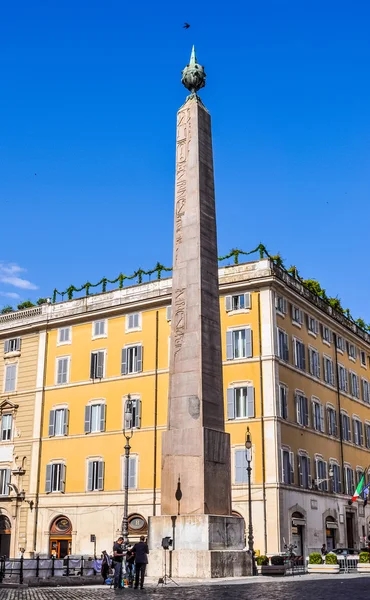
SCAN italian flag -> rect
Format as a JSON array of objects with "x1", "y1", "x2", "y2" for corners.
[{"x1": 352, "y1": 473, "x2": 365, "y2": 503}]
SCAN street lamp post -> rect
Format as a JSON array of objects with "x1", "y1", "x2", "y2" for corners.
[
  {"x1": 122, "y1": 395, "x2": 134, "y2": 550},
  {"x1": 245, "y1": 427, "x2": 256, "y2": 575}
]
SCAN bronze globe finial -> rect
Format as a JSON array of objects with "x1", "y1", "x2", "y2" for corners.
[{"x1": 181, "y1": 45, "x2": 206, "y2": 96}]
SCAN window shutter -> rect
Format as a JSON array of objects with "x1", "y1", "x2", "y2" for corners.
[
  {"x1": 48, "y1": 410, "x2": 55, "y2": 437},
  {"x1": 227, "y1": 388, "x2": 235, "y2": 420},
  {"x1": 98, "y1": 461, "x2": 104, "y2": 491},
  {"x1": 348, "y1": 417, "x2": 351, "y2": 442},
  {"x1": 352, "y1": 419, "x2": 357, "y2": 444},
  {"x1": 245, "y1": 328, "x2": 252, "y2": 358},
  {"x1": 284, "y1": 334, "x2": 289, "y2": 361},
  {"x1": 90, "y1": 353, "x2": 96, "y2": 378},
  {"x1": 324, "y1": 461, "x2": 328, "y2": 491},
  {"x1": 129, "y1": 456, "x2": 137, "y2": 488},
  {"x1": 304, "y1": 396, "x2": 309, "y2": 426},
  {"x1": 15, "y1": 338, "x2": 21, "y2": 351},
  {"x1": 60, "y1": 464, "x2": 66, "y2": 493},
  {"x1": 298, "y1": 455, "x2": 302, "y2": 487},
  {"x1": 281, "y1": 449, "x2": 285, "y2": 483},
  {"x1": 301, "y1": 344, "x2": 306, "y2": 370},
  {"x1": 96, "y1": 352, "x2": 104, "y2": 378},
  {"x1": 235, "y1": 450, "x2": 244, "y2": 484},
  {"x1": 299, "y1": 310, "x2": 304, "y2": 324},
  {"x1": 226, "y1": 331, "x2": 234, "y2": 360},
  {"x1": 4, "y1": 340, "x2": 9, "y2": 353},
  {"x1": 63, "y1": 409, "x2": 69, "y2": 436},
  {"x1": 307, "y1": 458, "x2": 312, "y2": 488},
  {"x1": 244, "y1": 293, "x2": 251, "y2": 309},
  {"x1": 121, "y1": 348, "x2": 128, "y2": 375},
  {"x1": 84, "y1": 405, "x2": 92, "y2": 433},
  {"x1": 135, "y1": 400, "x2": 141, "y2": 429},
  {"x1": 283, "y1": 298, "x2": 288, "y2": 314},
  {"x1": 166, "y1": 306, "x2": 172, "y2": 321},
  {"x1": 330, "y1": 362, "x2": 335, "y2": 386},
  {"x1": 289, "y1": 451, "x2": 294, "y2": 484},
  {"x1": 225, "y1": 296, "x2": 232, "y2": 312},
  {"x1": 327, "y1": 408, "x2": 331, "y2": 434},
  {"x1": 45, "y1": 464, "x2": 52, "y2": 493},
  {"x1": 295, "y1": 395, "x2": 301, "y2": 424},
  {"x1": 124, "y1": 399, "x2": 133, "y2": 430},
  {"x1": 320, "y1": 404, "x2": 324, "y2": 432},
  {"x1": 136, "y1": 345, "x2": 143, "y2": 372},
  {"x1": 247, "y1": 386, "x2": 255, "y2": 418},
  {"x1": 311, "y1": 402, "x2": 316, "y2": 429},
  {"x1": 3, "y1": 470, "x2": 10, "y2": 496},
  {"x1": 87, "y1": 461, "x2": 93, "y2": 492},
  {"x1": 99, "y1": 404, "x2": 106, "y2": 432}
]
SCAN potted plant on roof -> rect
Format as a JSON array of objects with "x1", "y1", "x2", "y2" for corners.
[
  {"x1": 307, "y1": 552, "x2": 339, "y2": 574},
  {"x1": 357, "y1": 551, "x2": 370, "y2": 573}
]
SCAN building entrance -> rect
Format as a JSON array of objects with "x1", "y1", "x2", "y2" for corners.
[
  {"x1": 0, "y1": 516, "x2": 11, "y2": 558},
  {"x1": 346, "y1": 512, "x2": 354, "y2": 549},
  {"x1": 49, "y1": 516, "x2": 72, "y2": 558}
]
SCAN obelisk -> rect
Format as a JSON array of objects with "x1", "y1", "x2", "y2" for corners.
[
  {"x1": 161, "y1": 46, "x2": 231, "y2": 516},
  {"x1": 149, "y1": 48, "x2": 250, "y2": 578}
]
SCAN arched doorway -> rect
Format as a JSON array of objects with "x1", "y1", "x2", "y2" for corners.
[
  {"x1": 0, "y1": 515, "x2": 11, "y2": 557},
  {"x1": 49, "y1": 516, "x2": 72, "y2": 558},
  {"x1": 291, "y1": 511, "x2": 305, "y2": 557},
  {"x1": 325, "y1": 517, "x2": 337, "y2": 551}
]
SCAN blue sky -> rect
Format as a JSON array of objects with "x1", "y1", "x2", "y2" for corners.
[{"x1": 1, "y1": 1, "x2": 369, "y2": 319}]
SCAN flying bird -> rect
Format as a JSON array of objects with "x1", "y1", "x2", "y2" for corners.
[{"x1": 183, "y1": 22, "x2": 190, "y2": 29}]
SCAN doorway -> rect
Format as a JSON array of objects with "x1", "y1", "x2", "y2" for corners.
[
  {"x1": 346, "y1": 513, "x2": 354, "y2": 548},
  {"x1": 291, "y1": 511, "x2": 305, "y2": 557},
  {"x1": 50, "y1": 538, "x2": 71, "y2": 558},
  {"x1": 0, "y1": 516, "x2": 11, "y2": 558},
  {"x1": 49, "y1": 516, "x2": 72, "y2": 558}
]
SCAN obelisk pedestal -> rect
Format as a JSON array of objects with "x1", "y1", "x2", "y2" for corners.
[{"x1": 148, "y1": 48, "x2": 251, "y2": 578}]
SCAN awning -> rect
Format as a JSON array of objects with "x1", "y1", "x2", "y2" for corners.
[
  {"x1": 292, "y1": 518, "x2": 306, "y2": 526},
  {"x1": 326, "y1": 522, "x2": 338, "y2": 529}
]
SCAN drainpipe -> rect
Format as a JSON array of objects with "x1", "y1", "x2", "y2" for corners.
[
  {"x1": 257, "y1": 292, "x2": 268, "y2": 555},
  {"x1": 152, "y1": 311, "x2": 159, "y2": 515},
  {"x1": 333, "y1": 333, "x2": 345, "y2": 493}
]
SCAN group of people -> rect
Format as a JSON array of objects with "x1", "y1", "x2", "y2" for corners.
[{"x1": 101, "y1": 535, "x2": 149, "y2": 590}]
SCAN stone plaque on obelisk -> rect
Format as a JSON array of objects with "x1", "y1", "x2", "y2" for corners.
[{"x1": 149, "y1": 47, "x2": 250, "y2": 578}]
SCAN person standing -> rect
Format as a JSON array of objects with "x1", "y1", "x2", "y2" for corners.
[
  {"x1": 133, "y1": 536, "x2": 149, "y2": 589},
  {"x1": 101, "y1": 550, "x2": 111, "y2": 582},
  {"x1": 113, "y1": 536, "x2": 125, "y2": 589},
  {"x1": 321, "y1": 544, "x2": 327, "y2": 556}
]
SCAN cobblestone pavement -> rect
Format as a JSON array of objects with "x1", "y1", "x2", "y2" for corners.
[{"x1": 0, "y1": 576, "x2": 370, "y2": 600}]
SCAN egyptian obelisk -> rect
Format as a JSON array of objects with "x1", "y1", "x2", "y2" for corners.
[{"x1": 149, "y1": 47, "x2": 250, "y2": 578}]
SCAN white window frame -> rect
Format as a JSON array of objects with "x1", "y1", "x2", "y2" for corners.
[
  {"x1": 225, "y1": 293, "x2": 251, "y2": 313},
  {"x1": 326, "y1": 405, "x2": 337, "y2": 437},
  {"x1": 1, "y1": 414, "x2": 13, "y2": 442},
  {"x1": 344, "y1": 464, "x2": 354, "y2": 496},
  {"x1": 4, "y1": 363, "x2": 18, "y2": 393},
  {"x1": 365, "y1": 422, "x2": 370, "y2": 449},
  {"x1": 293, "y1": 337, "x2": 305, "y2": 371},
  {"x1": 352, "y1": 416, "x2": 363, "y2": 446},
  {"x1": 291, "y1": 305, "x2": 303, "y2": 326},
  {"x1": 4, "y1": 338, "x2": 21, "y2": 354},
  {"x1": 277, "y1": 328, "x2": 289, "y2": 362},
  {"x1": 55, "y1": 356, "x2": 70, "y2": 386},
  {"x1": 307, "y1": 315, "x2": 319, "y2": 336},
  {"x1": 275, "y1": 295, "x2": 287, "y2": 316},
  {"x1": 279, "y1": 384, "x2": 288, "y2": 420},
  {"x1": 48, "y1": 407, "x2": 69, "y2": 437},
  {"x1": 226, "y1": 327, "x2": 253, "y2": 361},
  {"x1": 295, "y1": 391, "x2": 309, "y2": 427},
  {"x1": 341, "y1": 411, "x2": 351, "y2": 442},
  {"x1": 349, "y1": 371, "x2": 360, "y2": 399},
  {"x1": 281, "y1": 446, "x2": 294, "y2": 485},
  {"x1": 123, "y1": 395, "x2": 142, "y2": 430},
  {"x1": 360, "y1": 351, "x2": 367, "y2": 368},
  {"x1": 90, "y1": 349, "x2": 106, "y2": 379},
  {"x1": 92, "y1": 319, "x2": 107, "y2": 339},
  {"x1": 348, "y1": 342, "x2": 357, "y2": 361},
  {"x1": 122, "y1": 344, "x2": 143, "y2": 375},
  {"x1": 315, "y1": 455, "x2": 328, "y2": 491},
  {"x1": 57, "y1": 327, "x2": 72, "y2": 346},
  {"x1": 85, "y1": 401, "x2": 106, "y2": 434},
  {"x1": 126, "y1": 312, "x2": 142, "y2": 332},
  {"x1": 323, "y1": 355, "x2": 334, "y2": 386},
  {"x1": 362, "y1": 378, "x2": 370, "y2": 404},
  {"x1": 46, "y1": 462, "x2": 66, "y2": 493},
  {"x1": 227, "y1": 385, "x2": 255, "y2": 420},
  {"x1": 312, "y1": 398, "x2": 324, "y2": 433},
  {"x1": 298, "y1": 451, "x2": 311, "y2": 489},
  {"x1": 308, "y1": 346, "x2": 320, "y2": 378},
  {"x1": 234, "y1": 447, "x2": 250, "y2": 484},
  {"x1": 330, "y1": 461, "x2": 341, "y2": 493},
  {"x1": 0, "y1": 468, "x2": 11, "y2": 496},
  {"x1": 322, "y1": 325, "x2": 331, "y2": 345},
  {"x1": 338, "y1": 364, "x2": 348, "y2": 392},
  {"x1": 336, "y1": 335, "x2": 344, "y2": 353},
  {"x1": 86, "y1": 458, "x2": 104, "y2": 492}
]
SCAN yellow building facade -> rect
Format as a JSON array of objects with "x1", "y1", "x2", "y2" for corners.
[{"x1": 1, "y1": 258, "x2": 370, "y2": 558}]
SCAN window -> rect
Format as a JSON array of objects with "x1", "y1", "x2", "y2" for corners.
[
  {"x1": 293, "y1": 339, "x2": 306, "y2": 371},
  {"x1": 45, "y1": 463, "x2": 66, "y2": 493},
  {"x1": 279, "y1": 385, "x2": 288, "y2": 420},
  {"x1": 327, "y1": 407, "x2": 337, "y2": 437},
  {"x1": 1, "y1": 415, "x2": 12, "y2": 441},
  {"x1": 84, "y1": 403, "x2": 106, "y2": 433},
  {"x1": 124, "y1": 397, "x2": 142, "y2": 429},
  {"x1": 331, "y1": 463, "x2": 341, "y2": 493},
  {"x1": 321, "y1": 325, "x2": 331, "y2": 344},
  {"x1": 121, "y1": 345, "x2": 143, "y2": 375},
  {"x1": 0, "y1": 469, "x2": 11, "y2": 496},
  {"x1": 234, "y1": 449, "x2": 249, "y2": 484},
  {"x1": 308, "y1": 347, "x2": 320, "y2": 378},
  {"x1": 296, "y1": 393, "x2": 309, "y2": 427},
  {"x1": 344, "y1": 466, "x2": 354, "y2": 496},
  {"x1": 291, "y1": 305, "x2": 303, "y2": 325},
  {"x1": 356, "y1": 469, "x2": 364, "y2": 487},
  {"x1": 307, "y1": 315, "x2": 319, "y2": 335},
  {"x1": 56, "y1": 357, "x2": 69, "y2": 385},
  {"x1": 336, "y1": 335, "x2": 344, "y2": 352},
  {"x1": 360, "y1": 351, "x2": 367, "y2": 367},
  {"x1": 323, "y1": 356, "x2": 334, "y2": 386},
  {"x1": 225, "y1": 293, "x2": 251, "y2": 312},
  {"x1": 227, "y1": 386, "x2": 254, "y2": 419},
  {"x1": 126, "y1": 313, "x2": 141, "y2": 330},
  {"x1": 315, "y1": 457, "x2": 328, "y2": 491},
  {"x1": 353, "y1": 418, "x2": 363, "y2": 446},
  {"x1": 349, "y1": 372, "x2": 360, "y2": 398},
  {"x1": 341, "y1": 413, "x2": 351, "y2": 442},
  {"x1": 338, "y1": 365, "x2": 348, "y2": 392},
  {"x1": 166, "y1": 306, "x2": 172, "y2": 321},
  {"x1": 365, "y1": 423, "x2": 370, "y2": 449},
  {"x1": 4, "y1": 338, "x2": 20, "y2": 353},
  {"x1": 48, "y1": 408, "x2": 68, "y2": 437},
  {"x1": 347, "y1": 342, "x2": 357, "y2": 360},
  {"x1": 123, "y1": 455, "x2": 138, "y2": 489},
  {"x1": 87, "y1": 460, "x2": 104, "y2": 492},
  {"x1": 90, "y1": 351, "x2": 105, "y2": 379},
  {"x1": 312, "y1": 399, "x2": 324, "y2": 432},
  {"x1": 281, "y1": 449, "x2": 294, "y2": 484},
  {"x1": 92, "y1": 320, "x2": 106, "y2": 338},
  {"x1": 362, "y1": 379, "x2": 370, "y2": 404},
  {"x1": 226, "y1": 329, "x2": 252, "y2": 360},
  {"x1": 275, "y1": 295, "x2": 287, "y2": 315},
  {"x1": 298, "y1": 454, "x2": 311, "y2": 489},
  {"x1": 58, "y1": 327, "x2": 71, "y2": 344},
  {"x1": 4, "y1": 364, "x2": 17, "y2": 392},
  {"x1": 277, "y1": 329, "x2": 289, "y2": 361}
]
